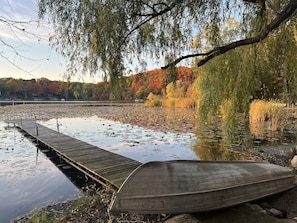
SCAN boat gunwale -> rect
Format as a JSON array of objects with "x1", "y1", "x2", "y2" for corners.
[{"x1": 116, "y1": 174, "x2": 295, "y2": 199}]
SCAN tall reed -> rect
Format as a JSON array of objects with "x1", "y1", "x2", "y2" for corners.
[{"x1": 249, "y1": 100, "x2": 290, "y2": 133}]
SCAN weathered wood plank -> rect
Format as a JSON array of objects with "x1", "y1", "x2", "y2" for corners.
[{"x1": 7, "y1": 119, "x2": 141, "y2": 190}]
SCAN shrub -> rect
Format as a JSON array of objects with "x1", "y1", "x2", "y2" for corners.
[
  {"x1": 162, "y1": 98, "x2": 196, "y2": 108},
  {"x1": 145, "y1": 92, "x2": 162, "y2": 107}
]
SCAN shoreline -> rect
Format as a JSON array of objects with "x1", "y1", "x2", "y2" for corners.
[
  {"x1": 0, "y1": 103, "x2": 196, "y2": 134},
  {"x1": 1, "y1": 104, "x2": 296, "y2": 223}
]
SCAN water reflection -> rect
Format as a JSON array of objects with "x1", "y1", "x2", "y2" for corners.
[
  {"x1": 193, "y1": 117, "x2": 296, "y2": 161},
  {"x1": 39, "y1": 116, "x2": 198, "y2": 163},
  {"x1": 0, "y1": 121, "x2": 82, "y2": 223},
  {"x1": 191, "y1": 117, "x2": 255, "y2": 161},
  {"x1": 250, "y1": 120, "x2": 296, "y2": 146},
  {"x1": 192, "y1": 126, "x2": 240, "y2": 160}
]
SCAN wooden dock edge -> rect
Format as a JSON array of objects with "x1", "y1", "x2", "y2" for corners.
[{"x1": 5, "y1": 119, "x2": 141, "y2": 192}]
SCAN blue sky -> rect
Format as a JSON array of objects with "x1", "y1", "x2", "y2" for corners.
[
  {"x1": 0, "y1": 0, "x2": 102, "y2": 83},
  {"x1": 0, "y1": 0, "x2": 192, "y2": 83},
  {"x1": 0, "y1": 0, "x2": 162, "y2": 83}
]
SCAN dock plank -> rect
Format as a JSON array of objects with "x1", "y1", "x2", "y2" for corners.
[{"x1": 8, "y1": 119, "x2": 141, "y2": 189}]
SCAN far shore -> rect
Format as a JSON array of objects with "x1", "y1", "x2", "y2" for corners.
[{"x1": 0, "y1": 103, "x2": 197, "y2": 134}]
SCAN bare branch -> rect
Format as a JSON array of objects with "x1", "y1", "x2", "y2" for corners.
[
  {"x1": 0, "y1": 17, "x2": 47, "y2": 77},
  {"x1": 162, "y1": 52, "x2": 208, "y2": 69},
  {"x1": 198, "y1": 0, "x2": 297, "y2": 67},
  {"x1": 162, "y1": 0, "x2": 297, "y2": 69},
  {"x1": 139, "y1": 0, "x2": 156, "y2": 13},
  {"x1": 0, "y1": 50, "x2": 38, "y2": 77},
  {"x1": 120, "y1": 1, "x2": 178, "y2": 52},
  {"x1": 133, "y1": 1, "x2": 172, "y2": 17}
]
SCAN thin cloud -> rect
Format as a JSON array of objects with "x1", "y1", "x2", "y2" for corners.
[
  {"x1": 2, "y1": 0, "x2": 38, "y2": 20},
  {"x1": 0, "y1": 0, "x2": 62, "y2": 79},
  {"x1": 0, "y1": 0, "x2": 50, "y2": 44}
]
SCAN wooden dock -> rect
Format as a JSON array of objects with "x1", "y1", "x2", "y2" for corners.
[{"x1": 6, "y1": 119, "x2": 141, "y2": 191}]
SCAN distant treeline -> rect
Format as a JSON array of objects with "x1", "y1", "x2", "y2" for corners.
[{"x1": 0, "y1": 67, "x2": 196, "y2": 101}]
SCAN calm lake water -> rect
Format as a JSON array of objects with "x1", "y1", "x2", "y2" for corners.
[
  {"x1": 1, "y1": 103, "x2": 295, "y2": 223},
  {"x1": 0, "y1": 114, "x2": 197, "y2": 222},
  {"x1": 39, "y1": 116, "x2": 197, "y2": 162},
  {"x1": 0, "y1": 121, "x2": 82, "y2": 223}
]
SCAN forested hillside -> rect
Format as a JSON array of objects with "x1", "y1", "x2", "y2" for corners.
[{"x1": 0, "y1": 67, "x2": 196, "y2": 102}]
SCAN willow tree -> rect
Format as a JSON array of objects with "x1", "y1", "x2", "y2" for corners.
[
  {"x1": 38, "y1": 0, "x2": 297, "y2": 80},
  {"x1": 38, "y1": 0, "x2": 297, "y2": 145},
  {"x1": 197, "y1": 40, "x2": 259, "y2": 145},
  {"x1": 197, "y1": 15, "x2": 297, "y2": 145}
]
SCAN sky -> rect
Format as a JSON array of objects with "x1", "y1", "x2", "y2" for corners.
[
  {"x1": 0, "y1": 0, "x2": 105, "y2": 83},
  {"x1": 0, "y1": 0, "x2": 192, "y2": 84}
]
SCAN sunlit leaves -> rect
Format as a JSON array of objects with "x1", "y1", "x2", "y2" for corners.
[
  {"x1": 196, "y1": 16, "x2": 297, "y2": 144},
  {"x1": 38, "y1": 0, "x2": 276, "y2": 79}
]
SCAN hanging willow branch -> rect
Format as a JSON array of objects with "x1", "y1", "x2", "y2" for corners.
[
  {"x1": 162, "y1": 0, "x2": 297, "y2": 69},
  {"x1": 38, "y1": 0, "x2": 297, "y2": 78}
]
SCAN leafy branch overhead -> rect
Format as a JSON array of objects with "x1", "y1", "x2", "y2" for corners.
[{"x1": 38, "y1": 0, "x2": 297, "y2": 79}]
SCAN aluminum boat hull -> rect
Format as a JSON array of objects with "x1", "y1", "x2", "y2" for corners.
[{"x1": 110, "y1": 160, "x2": 295, "y2": 214}]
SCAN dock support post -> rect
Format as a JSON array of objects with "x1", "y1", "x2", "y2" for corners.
[
  {"x1": 38, "y1": 105, "x2": 40, "y2": 119},
  {"x1": 35, "y1": 116, "x2": 39, "y2": 136},
  {"x1": 56, "y1": 118, "x2": 59, "y2": 132},
  {"x1": 12, "y1": 99, "x2": 15, "y2": 122}
]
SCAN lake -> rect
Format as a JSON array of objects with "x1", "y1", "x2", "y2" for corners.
[
  {"x1": 39, "y1": 116, "x2": 197, "y2": 162},
  {"x1": 0, "y1": 103, "x2": 295, "y2": 222},
  {"x1": 0, "y1": 105, "x2": 197, "y2": 222},
  {"x1": 0, "y1": 121, "x2": 82, "y2": 223}
]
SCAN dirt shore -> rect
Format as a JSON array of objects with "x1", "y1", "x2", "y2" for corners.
[{"x1": 1, "y1": 103, "x2": 296, "y2": 223}]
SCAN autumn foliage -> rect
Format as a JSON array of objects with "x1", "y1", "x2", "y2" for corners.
[{"x1": 0, "y1": 67, "x2": 197, "y2": 104}]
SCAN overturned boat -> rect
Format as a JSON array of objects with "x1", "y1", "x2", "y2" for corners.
[{"x1": 110, "y1": 160, "x2": 295, "y2": 214}]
